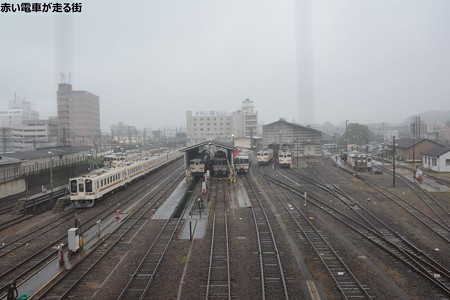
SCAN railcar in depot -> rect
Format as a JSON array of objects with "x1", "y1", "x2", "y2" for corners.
[
  {"x1": 256, "y1": 149, "x2": 273, "y2": 165},
  {"x1": 69, "y1": 150, "x2": 181, "y2": 207},
  {"x1": 340, "y1": 152, "x2": 372, "y2": 172},
  {"x1": 278, "y1": 149, "x2": 292, "y2": 168},
  {"x1": 234, "y1": 152, "x2": 250, "y2": 174},
  {"x1": 188, "y1": 154, "x2": 208, "y2": 178},
  {"x1": 212, "y1": 150, "x2": 228, "y2": 178}
]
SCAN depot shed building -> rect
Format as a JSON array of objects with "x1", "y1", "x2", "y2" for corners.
[
  {"x1": 262, "y1": 119, "x2": 322, "y2": 158},
  {"x1": 180, "y1": 140, "x2": 237, "y2": 180}
]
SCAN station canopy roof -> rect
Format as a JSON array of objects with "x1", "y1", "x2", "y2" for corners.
[{"x1": 180, "y1": 140, "x2": 238, "y2": 152}]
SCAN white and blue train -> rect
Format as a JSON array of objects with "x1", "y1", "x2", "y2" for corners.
[{"x1": 69, "y1": 150, "x2": 182, "y2": 208}]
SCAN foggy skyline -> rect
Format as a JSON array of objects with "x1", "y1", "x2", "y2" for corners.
[{"x1": 1, "y1": 0, "x2": 450, "y2": 132}]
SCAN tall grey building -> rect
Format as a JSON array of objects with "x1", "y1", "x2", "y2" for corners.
[{"x1": 57, "y1": 82, "x2": 100, "y2": 147}]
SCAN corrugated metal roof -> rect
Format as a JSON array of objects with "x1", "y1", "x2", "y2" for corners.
[
  {"x1": 180, "y1": 140, "x2": 237, "y2": 152},
  {"x1": 0, "y1": 156, "x2": 21, "y2": 166},
  {"x1": 262, "y1": 119, "x2": 322, "y2": 134},
  {"x1": 423, "y1": 147, "x2": 450, "y2": 157},
  {"x1": 0, "y1": 146, "x2": 92, "y2": 160},
  {"x1": 395, "y1": 137, "x2": 444, "y2": 149}
]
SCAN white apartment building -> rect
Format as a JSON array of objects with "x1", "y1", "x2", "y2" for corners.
[
  {"x1": 0, "y1": 119, "x2": 57, "y2": 152},
  {"x1": 185, "y1": 99, "x2": 259, "y2": 146},
  {"x1": 383, "y1": 130, "x2": 400, "y2": 143},
  {"x1": 0, "y1": 98, "x2": 39, "y2": 126},
  {"x1": 241, "y1": 98, "x2": 258, "y2": 137}
]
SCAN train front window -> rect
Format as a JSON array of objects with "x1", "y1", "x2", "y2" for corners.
[
  {"x1": 85, "y1": 179, "x2": 93, "y2": 192},
  {"x1": 70, "y1": 180, "x2": 77, "y2": 193},
  {"x1": 78, "y1": 183, "x2": 84, "y2": 192}
]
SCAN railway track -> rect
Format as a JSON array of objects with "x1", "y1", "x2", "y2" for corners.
[
  {"x1": 241, "y1": 174, "x2": 289, "y2": 299},
  {"x1": 267, "y1": 168, "x2": 450, "y2": 297},
  {"x1": 0, "y1": 161, "x2": 184, "y2": 299},
  {"x1": 117, "y1": 180, "x2": 198, "y2": 300},
  {"x1": 259, "y1": 168, "x2": 373, "y2": 299},
  {"x1": 375, "y1": 164, "x2": 450, "y2": 231},
  {"x1": 305, "y1": 158, "x2": 450, "y2": 243},
  {"x1": 332, "y1": 162, "x2": 450, "y2": 243},
  {"x1": 0, "y1": 215, "x2": 33, "y2": 232},
  {"x1": 205, "y1": 180, "x2": 231, "y2": 299},
  {"x1": 33, "y1": 170, "x2": 186, "y2": 299}
]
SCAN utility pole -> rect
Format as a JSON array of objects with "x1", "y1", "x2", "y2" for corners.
[
  {"x1": 345, "y1": 120, "x2": 348, "y2": 152},
  {"x1": 2, "y1": 120, "x2": 7, "y2": 153},
  {"x1": 393, "y1": 136, "x2": 396, "y2": 187},
  {"x1": 250, "y1": 128, "x2": 253, "y2": 149},
  {"x1": 48, "y1": 151, "x2": 54, "y2": 204}
]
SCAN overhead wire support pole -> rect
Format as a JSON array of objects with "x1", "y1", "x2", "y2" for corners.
[
  {"x1": 392, "y1": 136, "x2": 396, "y2": 187},
  {"x1": 345, "y1": 120, "x2": 348, "y2": 152}
]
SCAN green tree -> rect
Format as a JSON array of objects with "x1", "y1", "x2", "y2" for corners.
[{"x1": 344, "y1": 123, "x2": 374, "y2": 146}]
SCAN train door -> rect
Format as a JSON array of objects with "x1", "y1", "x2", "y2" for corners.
[{"x1": 77, "y1": 179, "x2": 85, "y2": 198}]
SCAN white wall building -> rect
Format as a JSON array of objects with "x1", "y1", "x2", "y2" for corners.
[
  {"x1": 241, "y1": 98, "x2": 258, "y2": 137},
  {"x1": 0, "y1": 98, "x2": 39, "y2": 126},
  {"x1": 422, "y1": 147, "x2": 450, "y2": 172},
  {"x1": 186, "y1": 99, "x2": 259, "y2": 146},
  {"x1": 0, "y1": 119, "x2": 57, "y2": 152},
  {"x1": 383, "y1": 130, "x2": 400, "y2": 143}
]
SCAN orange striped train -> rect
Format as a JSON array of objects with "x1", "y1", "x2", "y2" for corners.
[{"x1": 69, "y1": 150, "x2": 181, "y2": 208}]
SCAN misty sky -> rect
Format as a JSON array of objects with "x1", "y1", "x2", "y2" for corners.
[{"x1": 1, "y1": 0, "x2": 449, "y2": 131}]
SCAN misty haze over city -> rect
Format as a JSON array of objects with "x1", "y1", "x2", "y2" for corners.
[{"x1": 1, "y1": 0, "x2": 450, "y2": 131}]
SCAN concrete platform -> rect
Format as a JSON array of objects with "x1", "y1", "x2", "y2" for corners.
[
  {"x1": 339, "y1": 156, "x2": 450, "y2": 192},
  {"x1": 228, "y1": 177, "x2": 253, "y2": 209},
  {"x1": 11, "y1": 211, "x2": 125, "y2": 298},
  {"x1": 152, "y1": 179, "x2": 189, "y2": 219},
  {"x1": 396, "y1": 167, "x2": 450, "y2": 192},
  {"x1": 179, "y1": 198, "x2": 209, "y2": 240}
]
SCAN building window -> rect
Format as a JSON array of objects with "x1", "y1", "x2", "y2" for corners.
[
  {"x1": 432, "y1": 158, "x2": 437, "y2": 166},
  {"x1": 446, "y1": 159, "x2": 450, "y2": 166}
]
